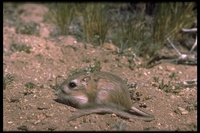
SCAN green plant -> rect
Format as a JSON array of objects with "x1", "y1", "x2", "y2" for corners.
[
  {"x1": 152, "y1": 73, "x2": 182, "y2": 93},
  {"x1": 16, "y1": 21, "x2": 40, "y2": 36},
  {"x1": 152, "y1": 2, "x2": 196, "y2": 46},
  {"x1": 89, "y1": 60, "x2": 101, "y2": 73},
  {"x1": 10, "y1": 42, "x2": 31, "y2": 54},
  {"x1": 68, "y1": 17, "x2": 84, "y2": 42},
  {"x1": 110, "y1": 3, "x2": 196, "y2": 58},
  {"x1": 112, "y1": 121, "x2": 127, "y2": 131},
  {"x1": 3, "y1": 73, "x2": 15, "y2": 90},
  {"x1": 111, "y1": 3, "x2": 157, "y2": 57},
  {"x1": 46, "y1": 3, "x2": 75, "y2": 36},
  {"x1": 153, "y1": 77, "x2": 173, "y2": 92},
  {"x1": 23, "y1": 82, "x2": 37, "y2": 95},
  {"x1": 75, "y1": 3, "x2": 113, "y2": 45},
  {"x1": 69, "y1": 59, "x2": 101, "y2": 77},
  {"x1": 50, "y1": 75, "x2": 64, "y2": 90},
  {"x1": 158, "y1": 79, "x2": 167, "y2": 90},
  {"x1": 169, "y1": 72, "x2": 177, "y2": 80},
  {"x1": 153, "y1": 76, "x2": 159, "y2": 83},
  {"x1": 3, "y1": 2, "x2": 21, "y2": 26},
  {"x1": 25, "y1": 82, "x2": 36, "y2": 89}
]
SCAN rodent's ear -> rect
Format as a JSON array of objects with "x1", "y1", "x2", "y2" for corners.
[{"x1": 82, "y1": 76, "x2": 92, "y2": 83}]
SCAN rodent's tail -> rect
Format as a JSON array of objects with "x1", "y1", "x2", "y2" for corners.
[
  {"x1": 130, "y1": 106, "x2": 154, "y2": 118},
  {"x1": 67, "y1": 106, "x2": 155, "y2": 122}
]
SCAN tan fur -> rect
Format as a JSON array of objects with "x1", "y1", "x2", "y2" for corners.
[{"x1": 56, "y1": 71, "x2": 155, "y2": 121}]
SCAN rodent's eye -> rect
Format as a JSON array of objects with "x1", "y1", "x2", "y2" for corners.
[{"x1": 68, "y1": 82, "x2": 77, "y2": 88}]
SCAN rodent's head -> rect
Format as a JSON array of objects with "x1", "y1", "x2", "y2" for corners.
[{"x1": 56, "y1": 72, "x2": 97, "y2": 108}]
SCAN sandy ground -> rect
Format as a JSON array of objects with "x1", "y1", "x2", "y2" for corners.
[{"x1": 3, "y1": 3, "x2": 197, "y2": 131}]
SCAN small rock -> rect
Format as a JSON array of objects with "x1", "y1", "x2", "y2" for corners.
[
  {"x1": 103, "y1": 43, "x2": 118, "y2": 51},
  {"x1": 17, "y1": 125, "x2": 28, "y2": 131},
  {"x1": 144, "y1": 72, "x2": 147, "y2": 76},
  {"x1": 194, "y1": 101, "x2": 197, "y2": 110},
  {"x1": 175, "y1": 107, "x2": 189, "y2": 115},
  {"x1": 45, "y1": 113, "x2": 53, "y2": 117},
  {"x1": 166, "y1": 66, "x2": 176, "y2": 71},
  {"x1": 10, "y1": 94, "x2": 21, "y2": 102},
  {"x1": 37, "y1": 104, "x2": 49, "y2": 110},
  {"x1": 158, "y1": 66, "x2": 163, "y2": 70},
  {"x1": 139, "y1": 103, "x2": 147, "y2": 108},
  {"x1": 111, "y1": 113, "x2": 117, "y2": 117},
  {"x1": 88, "y1": 115, "x2": 97, "y2": 124},
  {"x1": 170, "y1": 95, "x2": 176, "y2": 99},
  {"x1": 48, "y1": 125, "x2": 57, "y2": 131},
  {"x1": 7, "y1": 121, "x2": 13, "y2": 124}
]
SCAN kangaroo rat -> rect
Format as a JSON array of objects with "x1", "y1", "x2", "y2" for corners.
[{"x1": 56, "y1": 71, "x2": 154, "y2": 122}]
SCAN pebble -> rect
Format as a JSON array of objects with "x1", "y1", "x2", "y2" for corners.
[
  {"x1": 176, "y1": 107, "x2": 189, "y2": 115},
  {"x1": 166, "y1": 66, "x2": 175, "y2": 71},
  {"x1": 7, "y1": 121, "x2": 13, "y2": 124},
  {"x1": 170, "y1": 95, "x2": 176, "y2": 99},
  {"x1": 10, "y1": 94, "x2": 21, "y2": 102},
  {"x1": 111, "y1": 113, "x2": 117, "y2": 117},
  {"x1": 144, "y1": 72, "x2": 147, "y2": 76},
  {"x1": 88, "y1": 116, "x2": 98, "y2": 124},
  {"x1": 103, "y1": 43, "x2": 117, "y2": 51},
  {"x1": 158, "y1": 66, "x2": 163, "y2": 70},
  {"x1": 37, "y1": 103, "x2": 49, "y2": 110},
  {"x1": 17, "y1": 125, "x2": 28, "y2": 131},
  {"x1": 48, "y1": 125, "x2": 57, "y2": 131},
  {"x1": 194, "y1": 102, "x2": 197, "y2": 110}
]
